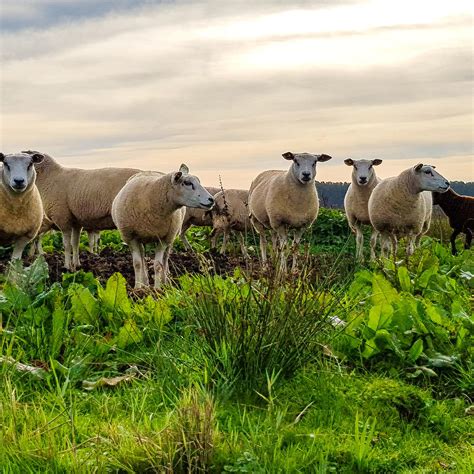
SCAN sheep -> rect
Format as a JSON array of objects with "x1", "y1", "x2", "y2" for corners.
[
  {"x1": 0, "y1": 152, "x2": 45, "y2": 260},
  {"x1": 368, "y1": 164, "x2": 450, "y2": 258},
  {"x1": 179, "y1": 186, "x2": 220, "y2": 250},
  {"x1": 209, "y1": 188, "x2": 251, "y2": 257},
  {"x1": 111, "y1": 164, "x2": 215, "y2": 289},
  {"x1": 343, "y1": 159, "x2": 383, "y2": 262},
  {"x1": 22, "y1": 150, "x2": 141, "y2": 271},
  {"x1": 248, "y1": 151, "x2": 332, "y2": 272},
  {"x1": 432, "y1": 188, "x2": 474, "y2": 255}
]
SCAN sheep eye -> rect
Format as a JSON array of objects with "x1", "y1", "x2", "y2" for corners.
[
  {"x1": 424, "y1": 170, "x2": 431, "y2": 175},
  {"x1": 369, "y1": 165, "x2": 373, "y2": 169},
  {"x1": 4, "y1": 163, "x2": 10, "y2": 170},
  {"x1": 295, "y1": 161, "x2": 300, "y2": 167},
  {"x1": 28, "y1": 163, "x2": 33, "y2": 170},
  {"x1": 183, "y1": 180, "x2": 194, "y2": 189}
]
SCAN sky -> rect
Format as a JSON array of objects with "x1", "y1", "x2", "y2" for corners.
[{"x1": 1, "y1": 0, "x2": 473, "y2": 187}]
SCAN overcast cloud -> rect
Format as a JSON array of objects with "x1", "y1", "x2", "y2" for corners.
[{"x1": 0, "y1": 0, "x2": 472, "y2": 186}]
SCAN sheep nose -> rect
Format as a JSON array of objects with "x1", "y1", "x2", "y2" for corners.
[
  {"x1": 302, "y1": 172, "x2": 311, "y2": 178},
  {"x1": 359, "y1": 177, "x2": 367, "y2": 184},
  {"x1": 445, "y1": 181, "x2": 450, "y2": 187},
  {"x1": 13, "y1": 178, "x2": 25, "y2": 187},
  {"x1": 208, "y1": 197, "x2": 214, "y2": 204}
]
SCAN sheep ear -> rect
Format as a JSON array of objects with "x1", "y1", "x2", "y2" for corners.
[
  {"x1": 372, "y1": 159, "x2": 382, "y2": 166},
  {"x1": 179, "y1": 163, "x2": 189, "y2": 174},
  {"x1": 344, "y1": 159, "x2": 354, "y2": 166},
  {"x1": 0, "y1": 153, "x2": 4, "y2": 162},
  {"x1": 318, "y1": 154, "x2": 332, "y2": 162},
  {"x1": 414, "y1": 163, "x2": 423, "y2": 172},
  {"x1": 282, "y1": 152, "x2": 294, "y2": 160},
  {"x1": 31, "y1": 153, "x2": 44, "y2": 163},
  {"x1": 172, "y1": 171, "x2": 183, "y2": 184}
]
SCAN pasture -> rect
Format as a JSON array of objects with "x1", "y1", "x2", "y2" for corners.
[{"x1": 1, "y1": 210, "x2": 473, "y2": 473}]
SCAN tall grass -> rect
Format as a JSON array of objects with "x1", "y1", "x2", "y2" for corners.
[{"x1": 170, "y1": 263, "x2": 352, "y2": 396}]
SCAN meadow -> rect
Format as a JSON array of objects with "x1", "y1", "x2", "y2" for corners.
[{"x1": 1, "y1": 210, "x2": 473, "y2": 473}]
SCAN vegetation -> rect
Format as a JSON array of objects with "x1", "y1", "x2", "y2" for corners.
[{"x1": 0, "y1": 209, "x2": 473, "y2": 472}]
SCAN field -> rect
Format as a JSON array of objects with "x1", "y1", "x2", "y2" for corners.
[{"x1": 1, "y1": 210, "x2": 473, "y2": 473}]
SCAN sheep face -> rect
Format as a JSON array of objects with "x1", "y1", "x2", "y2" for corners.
[
  {"x1": 171, "y1": 165, "x2": 215, "y2": 210},
  {"x1": 283, "y1": 152, "x2": 332, "y2": 185},
  {"x1": 0, "y1": 152, "x2": 44, "y2": 193},
  {"x1": 344, "y1": 158, "x2": 382, "y2": 186},
  {"x1": 414, "y1": 164, "x2": 450, "y2": 193}
]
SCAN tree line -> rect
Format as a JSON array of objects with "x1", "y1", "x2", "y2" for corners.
[{"x1": 317, "y1": 181, "x2": 474, "y2": 209}]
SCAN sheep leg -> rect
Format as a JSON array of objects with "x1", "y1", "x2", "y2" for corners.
[
  {"x1": 28, "y1": 238, "x2": 38, "y2": 258},
  {"x1": 291, "y1": 229, "x2": 304, "y2": 271},
  {"x1": 354, "y1": 223, "x2": 364, "y2": 263},
  {"x1": 251, "y1": 217, "x2": 268, "y2": 263},
  {"x1": 210, "y1": 228, "x2": 219, "y2": 250},
  {"x1": 71, "y1": 227, "x2": 82, "y2": 269},
  {"x1": 380, "y1": 234, "x2": 391, "y2": 259},
  {"x1": 390, "y1": 234, "x2": 398, "y2": 260},
  {"x1": 220, "y1": 231, "x2": 229, "y2": 254},
  {"x1": 154, "y1": 243, "x2": 169, "y2": 289},
  {"x1": 465, "y1": 228, "x2": 472, "y2": 250},
  {"x1": 11, "y1": 237, "x2": 30, "y2": 261},
  {"x1": 276, "y1": 227, "x2": 289, "y2": 274},
  {"x1": 129, "y1": 239, "x2": 148, "y2": 288},
  {"x1": 450, "y1": 229, "x2": 461, "y2": 255},
  {"x1": 180, "y1": 223, "x2": 192, "y2": 251},
  {"x1": 369, "y1": 230, "x2": 378, "y2": 261},
  {"x1": 238, "y1": 232, "x2": 250, "y2": 259},
  {"x1": 406, "y1": 233, "x2": 415, "y2": 258},
  {"x1": 62, "y1": 229, "x2": 73, "y2": 270},
  {"x1": 88, "y1": 231, "x2": 99, "y2": 254}
]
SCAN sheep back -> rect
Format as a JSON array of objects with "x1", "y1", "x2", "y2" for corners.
[
  {"x1": 369, "y1": 172, "x2": 431, "y2": 237},
  {"x1": 112, "y1": 172, "x2": 184, "y2": 245},
  {"x1": 35, "y1": 158, "x2": 141, "y2": 230}
]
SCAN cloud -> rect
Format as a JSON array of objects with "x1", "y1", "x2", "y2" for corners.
[{"x1": 1, "y1": 0, "x2": 472, "y2": 188}]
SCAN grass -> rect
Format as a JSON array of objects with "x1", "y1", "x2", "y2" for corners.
[{"x1": 1, "y1": 214, "x2": 473, "y2": 472}]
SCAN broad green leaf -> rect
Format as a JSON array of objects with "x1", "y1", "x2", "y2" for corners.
[
  {"x1": 408, "y1": 339, "x2": 423, "y2": 362},
  {"x1": 397, "y1": 267, "x2": 412, "y2": 293},
  {"x1": 361, "y1": 338, "x2": 377, "y2": 359},
  {"x1": 69, "y1": 284, "x2": 99, "y2": 324},
  {"x1": 98, "y1": 273, "x2": 131, "y2": 316},
  {"x1": 371, "y1": 273, "x2": 398, "y2": 306},
  {"x1": 116, "y1": 319, "x2": 143, "y2": 349},
  {"x1": 425, "y1": 303, "x2": 448, "y2": 327},
  {"x1": 51, "y1": 303, "x2": 67, "y2": 358},
  {"x1": 368, "y1": 304, "x2": 393, "y2": 331},
  {"x1": 416, "y1": 266, "x2": 438, "y2": 290}
]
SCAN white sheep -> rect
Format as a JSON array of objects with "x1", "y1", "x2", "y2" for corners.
[
  {"x1": 368, "y1": 163, "x2": 450, "y2": 258},
  {"x1": 22, "y1": 150, "x2": 141, "y2": 271},
  {"x1": 0, "y1": 152, "x2": 44, "y2": 260},
  {"x1": 209, "y1": 188, "x2": 251, "y2": 257},
  {"x1": 248, "y1": 151, "x2": 332, "y2": 272},
  {"x1": 179, "y1": 186, "x2": 220, "y2": 250},
  {"x1": 343, "y1": 159, "x2": 383, "y2": 261},
  {"x1": 111, "y1": 165, "x2": 215, "y2": 289}
]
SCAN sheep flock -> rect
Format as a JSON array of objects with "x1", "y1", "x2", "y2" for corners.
[{"x1": 0, "y1": 149, "x2": 470, "y2": 289}]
